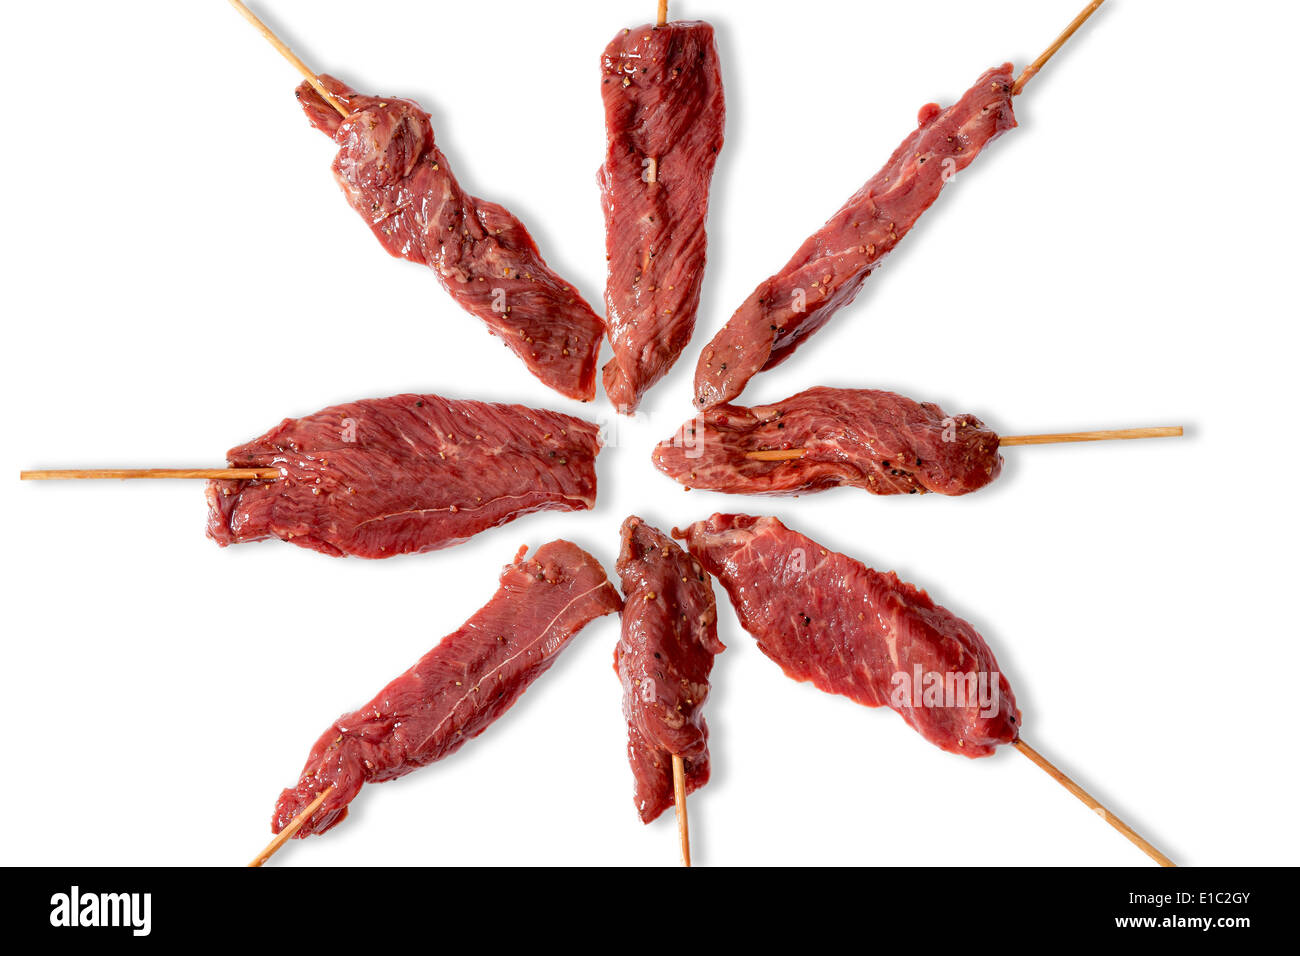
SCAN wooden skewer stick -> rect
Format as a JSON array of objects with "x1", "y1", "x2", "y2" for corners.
[
  {"x1": 1000, "y1": 426, "x2": 1183, "y2": 447},
  {"x1": 17, "y1": 468, "x2": 283, "y2": 481},
  {"x1": 1013, "y1": 739, "x2": 1174, "y2": 867},
  {"x1": 744, "y1": 426, "x2": 1183, "y2": 462},
  {"x1": 671, "y1": 753, "x2": 691, "y2": 867},
  {"x1": 20, "y1": 468, "x2": 281, "y2": 481},
  {"x1": 249, "y1": 785, "x2": 336, "y2": 868},
  {"x1": 1012, "y1": 0, "x2": 1106, "y2": 96},
  {"x1": 227, "y1": 0, "x2": 350, "y2": 118},
  {"x1": 744, "y1": 449, "x2": 812, "y2": 463}
]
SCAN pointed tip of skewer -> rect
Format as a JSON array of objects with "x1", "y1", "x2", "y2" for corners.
[
  {"x1": 249, "y1": 784, "x2": 335, "y2": 867},
  {"x1": 1012, "y1": 0, "x2": 1107, "y2": 96},
  {"x1": 1012, "y1": 738, "x2": 1176, "y2": 867},
  {"x1": 227, "y1": 0, "x2": 350, "y2": 118},
  {"x1": 19, "y1": 467, "x2": 281, "y2": 481},
  {"x1": 998, "y1": 426, "x2": 1184, "y2": 447}
]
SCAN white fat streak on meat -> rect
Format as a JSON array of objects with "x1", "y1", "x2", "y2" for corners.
[
  {"x1": 274, "y1": 542, "x2": 621, "y2": 835},
  {"x1": 405, "y1": 579, "x2": 618, "y2": 755}
]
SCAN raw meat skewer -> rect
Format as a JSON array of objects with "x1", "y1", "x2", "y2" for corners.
[
  {"x1": 250, "y1": 540, "x2": 622, "y2": 865},
  {"x1": 22, "y1": 393, "x2": 604, "y2": 559},
  {"x1": 652, "y1": 386, "x2": 1181, "y2": 498},
  {"x1": 228, "y1": 1, "x2": 606, "y2": 401},
  {"x1": 693, "y1": 0, "x2": 1109, "y2": 408},
  {"x1": 678, "y1": 513, "x2": 1175, "y2": 866},
  {"x1": 599, "y1": 1, "x2": 726, "y2": 411},
  {"x1": 614, "y1": 515, "x2": 722, "y2": 866}
]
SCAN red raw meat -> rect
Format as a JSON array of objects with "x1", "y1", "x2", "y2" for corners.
[
  {"x1": 207, "y1": 393, "x2": 600, "y2": 558},
  {"x1": 273, "y1": 540, "x2": 622, "y2": 839},
  {"x1": 653, "y1": 386, "x2": 1002, "y2": 496},
  {"x1": 694, "y1": 66, "x2": 1017, "y2": 407},
  {"x1": 599, "y1": 20, "x2": 725, "y2": 412},
  {"x1": 676, "y1": 514, "x2": 1019, "y2": 757},
  {"x1": 298, "y1": 76, "x2": 606, "y2": 402},
  {"x1": 614, "y1": 516, "x2": 723, "y2": 823}
]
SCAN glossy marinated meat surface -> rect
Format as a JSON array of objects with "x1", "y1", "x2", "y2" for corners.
[
  {"x1": 298, "y1": 76, "x2": 605, "y2": 401},
  {"x1": 653, "y1": 387, "x2": 1002, "y2": 496},
  {"x1": 273, "y1": 540, "x2": 622, "y2": 838},
  {"x1": 600, "y1": 21, "x2": 725, "y2": 412},
  {"x1": 614, "y1": 516, "x2": 723, "y2": 823},
  {"x1": 676, "y1": 514, "x2": 1019, "y2": 757},
  {"x1": 207, "y1": 394, "x2": 600, "y2": 558},
  {"x1": 694, "y1": 66, "x2": 1016, "y2": 407}
]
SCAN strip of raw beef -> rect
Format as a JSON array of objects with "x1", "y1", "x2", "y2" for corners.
[
  {"x1": 298, "y1": 76, "x2": 605, "y2": 402},
  {"x1": 599, "y1": 20, "x2": 725, "y2": 412},
  {"x1": 614, "y1": 516, "x2": 724, "y2": 823},
  {"x1": 273, "y1": 540, "x2": 622, "y2": 839},
  {"x1": 653, "y1": 386, "x2": 1001, "y2": 496},
  {"x1": 693, "y1": 65, "x2": 1017, "y2": 408},
  {"x1": 206, "y1": 394, "x2": 600, "y2": 558},
  {"x1": 675, "y1": 514, "x2": 1019, "y2": 757}
]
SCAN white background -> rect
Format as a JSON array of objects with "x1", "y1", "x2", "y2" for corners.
[{"x1": 2, "y1": 0, "x2": 1296, "y2": 867}]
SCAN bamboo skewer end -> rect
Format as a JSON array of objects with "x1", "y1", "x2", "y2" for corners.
[
  {"x1": 20, "y1": 468, "x2": 281, "y2": 481},
  {"x1": 1013, "y1": 738, "x2": 1175, "y2": 867},
  {"x1": 998, "y1": 426, "x2": 1183, "y2": 447},
  {"x1": 1012, "y1": 0, "x2": 1106, "y2": 96},
  {"x1": 742, "y1": 425, "x2": 1183, "y2": 461},
  {"x1": 672, "y1": 753, "x2": 691, "y2": 867},
  {"x1": 249, "y1": 785, "x2": 336, "y2": 867},
  {"x1": 227, "y1": 0, "x2": 350, "y2": 117}
]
